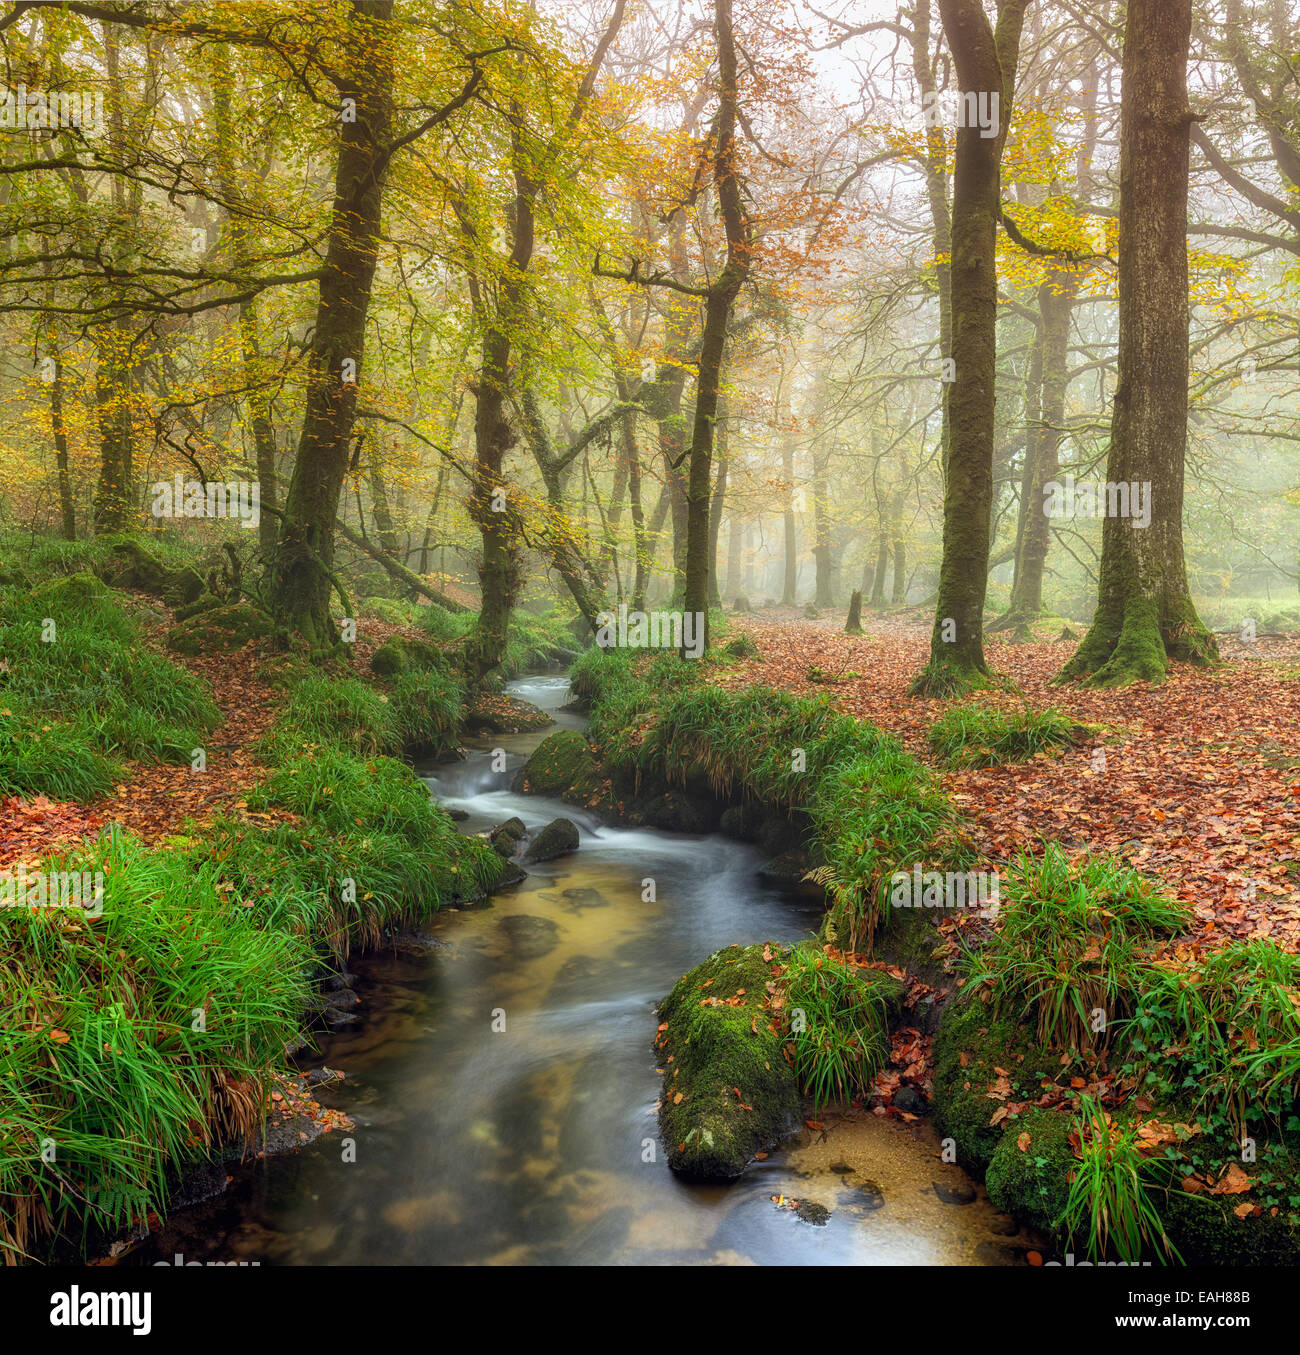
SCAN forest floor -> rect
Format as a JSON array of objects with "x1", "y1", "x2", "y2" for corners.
[
  {"x1": 0, "y1": 606, "x2": 412, "y2": 868},
  {"x1": 720, "y1": 610, "x2": 1300, "y2": 955},
  {"x1": 5, "y1": 603, "x2": 1298, "y2": 961}
]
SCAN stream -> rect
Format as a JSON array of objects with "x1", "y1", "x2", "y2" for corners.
[{"x1": 130, "y1": 675, "x2": 1034, "y2": 1266}]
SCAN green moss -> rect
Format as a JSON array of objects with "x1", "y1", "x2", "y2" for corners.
[
  {"x1": 986, "y1": 1107, "x2": 1074, "y2": 1235},
  {"x1": 99, "y1": 537, "x2": 204, "y2": 604},
  {"x1": 657, "y1": 944, "x2": 800, "y2": 1179},
  {"x1": 33, "y1": 571, "x2": 110, "y2": 607},
  {"x1": 931, "y1": 995, "x2": 1040, "y2": 1176},
  {"x1": 370, "y1": 634, "x2": 445, "y2": 678},
  {"x1": 515, "y1": 730, "x2": 600, "y2": 800},
  {"x1": 165, "y1": 602, "x2": 270, "y2": 655}
]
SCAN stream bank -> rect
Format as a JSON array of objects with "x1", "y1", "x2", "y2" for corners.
[{"x1": 123, "y1": 675, "x2": 1032, "y2": 1266}]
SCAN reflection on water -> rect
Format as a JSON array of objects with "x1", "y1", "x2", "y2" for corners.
[{"x1": 131, "y1": 676, "x2": 1035, "y2": 1266}]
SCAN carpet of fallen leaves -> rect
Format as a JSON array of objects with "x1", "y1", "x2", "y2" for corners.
[{"x1": 718, "y1": 614, "x2": 1300, "y2": 955}]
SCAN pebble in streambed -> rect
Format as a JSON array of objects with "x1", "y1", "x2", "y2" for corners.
[{"x1": 766, "y1": 1112, "x2": 1041, "y2": 1265}]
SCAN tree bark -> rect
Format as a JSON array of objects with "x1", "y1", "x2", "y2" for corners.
[
  {"x1": 909, "y1": 0, "x2": 1028, "y2": 694},
  {"x1": 271, "y1": 0, "x2": 395, "y2": 649},
  {"x1": 1059, "y1": 0, "x2": 1216, "y2": 684}
]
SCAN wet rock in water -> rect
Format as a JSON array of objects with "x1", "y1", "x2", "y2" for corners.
[
  {"x1": 497, "y1": 862, "x2": 528, "y2": 889},
  {"x1": 795, "y1": 1199, "x2": 831, "y2": 1226},
  {"x1": 719, "y1": 802, "x2": 765, "y2": 843},
  {"x1": 447, "y1": 808, "x2": 470, "y2": 822},
  {"x1": 558, "y1": 886, "x2": 608, "y2": 913},
  {"x1": 321, "y1": 970, "x2": 356, "y2": 992},
  {"x1": 322, "y1": 988, "x2": 360, "y2": 1011},
  {"x1": 658, "y1": 943, "x2": 801, "y2": 1181},
  {"x1": 500, "y1": 914, "x2": 560, "y2": 959},
  {"x1": 512, "y1": 730, "x2": 600, "y2": 801},
  {"x1": 988, "y1": 1212, "x2": 1019, "y2": 1237},
  {"x1": 488, "y1": 821, "x2": 526, "y2": 858},
  {"x1": 757, "y1": 851, "x2": 820, "y2": 898},
  {"x1": 933, "y1": 1179, "x2": 977, "y2": 1206},
  {"x1": 523, "y1": 817, "x2": 580, "y2": 863},
  {"x1": 848, "y1": 1177, "x2": 885, "y2": 1211},
  {"x1": 828, "y1": 1161, "x2": 855, "y2": 1176},
  {"x1": 324, "y1": 1009, "x2": 359, "y2": 1029},
  {"x1": 385, "y1": 927, "x2": 449, "y2": 952},
  {"x1": 893, "y1": 1085, "x2": 930, "y2": 1115},
  {"x1": 641, "y1": 791, "x2": 720, "y2": 834},
  {"x1": 305, "y1": 1067, "x2": 342, "y2": 1088}
]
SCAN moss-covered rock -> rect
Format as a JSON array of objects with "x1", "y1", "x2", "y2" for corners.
[
  {"x1": 985, "y1": 1107, "x2": 1073, "y2": 1236},
  {"x1": 370, "y1": 634, "x2": 444, "y2": 677},
  {"x1": 657, "y1": 943, "x2": 800, "y2": 1180},
  {"x1": 513, "y1": 730, "x2": 600, "y2": 801},
  {"x1": 931, "y1": 994, "x2": 1041, "y2": 1176},
  {"x1": 165, "y1": 602, "x2": 270, "y2": 655},
  {"x1": 33, "y1": 571, "x2": 110, "y2": 607},
  {"x1": 522, "y1": 817, "x2": 579, "y2": 863},
  {"x1": 173, "y1": 594, "x2": 224, "y2": 622}
]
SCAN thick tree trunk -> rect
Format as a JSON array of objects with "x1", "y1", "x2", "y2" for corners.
[
  {"x1": 272, "y1": 0, "x2": 394, "y2": 649},
  {"x1": 1059, "y1": 0, "x2": 1216, "y2": 684},
  {"x1": 909, "y1": 0, "x2": 1028, "y2": 695}
]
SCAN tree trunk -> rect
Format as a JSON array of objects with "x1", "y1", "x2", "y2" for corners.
[
  {"x1": 909, "y1": 0, "x2": 1028, "y2": 695},
  {"x1": 1059, "y1": 0, "x2": 1216, "y2": 684},
  {"x1": 271, "y1": 0, "x2": 394, "y2": 649},
  {"x1": 845, "y1": 589, "x2": 864, "y2": 634},
  {"x1": 49, "y1": 357, "x2": 77, "y2": 540},
  {"x1": 680, "y1": 0, "x2": 750, "y2": 654},
  {"x1": 1004, "y1": 266, "x2": 1077, "y2": 632}
]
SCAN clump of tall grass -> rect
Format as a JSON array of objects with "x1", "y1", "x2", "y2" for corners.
[
  {"x1": 782, "y1": 947, "x2": 892, "y2": 1112},
  {"x1": 963, "y1": 842, "x2": 1188, "y2": 1052},
  {"x1": 1132, "y1": 939, "x2": 1300, "y2": 1135},
  {"x1": 1059, "y1": 1096, "x2": 1180, "y2": 1263},
  {"x1": 0, "y1": 828, "x2": 312, "y2": 1263},
  {"x1": 0, "y1": 701, "x2": 122, "y2": 801},
  {"x1": 928, "y1": 701, "x2": 1081, "y2": 768},
  {"x1": 810, "y1": 740, "x2": 964, "y2": 952},
  {"x1": 388, "y1": 667, "x2": 462, "y2": 754},
  {"x1": 0, "y1": 578, "x2": 218, "y2": 792},
  {"x1": 258, "y1": 674, "x2": 402, "y2": 759}
]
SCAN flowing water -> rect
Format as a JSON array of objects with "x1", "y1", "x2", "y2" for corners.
[{"x1": 130, "y1": 676, "x2": 1035, "y2": 1266}]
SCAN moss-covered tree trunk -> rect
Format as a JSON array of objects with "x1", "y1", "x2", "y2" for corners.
[
  {"x1": 908, "y1": 0, "x2": 1028, "y2": 695},
  {"x1": 271, "y1": 0, "x2": 394, "y2": 650},
  {"x1": 1059, "y1": 0, "x2": 1217, "y2": 685}
]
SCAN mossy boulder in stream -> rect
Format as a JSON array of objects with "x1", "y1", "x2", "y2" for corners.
[
  {"x1": 513, "y1": 730, "x2": 600, "y2": 801},
  {"x1": 657, "y1": 943, "x2": 799, "y2": 1180}
]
